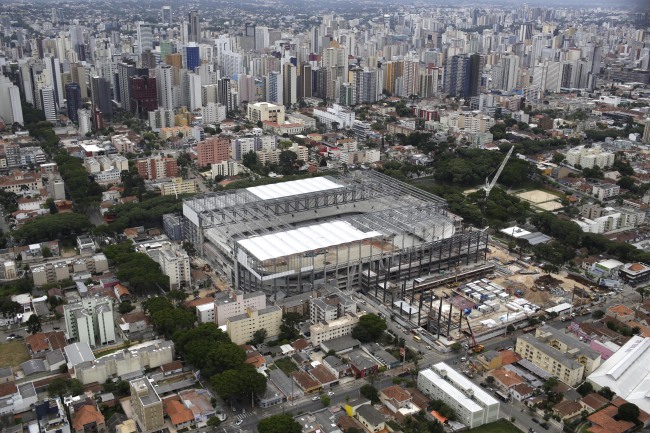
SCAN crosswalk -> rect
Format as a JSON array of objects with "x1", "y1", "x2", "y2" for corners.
[{"x1": 235, "y1": 412, "x2": 253, "y2": 421}]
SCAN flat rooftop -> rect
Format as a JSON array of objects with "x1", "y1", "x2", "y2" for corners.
[
  {"x1": 237, "y1": 220, "x2": 382, "y2": 262},
  {"x1": 247, "y1": 177, "x2": 343, "y2": 200}
]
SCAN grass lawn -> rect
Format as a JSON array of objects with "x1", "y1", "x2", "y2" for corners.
[
  {"x1": 0, "y1": 340, "x2": 29, "y2": 368},
  {"x1": 466, "y1": 420, "x2": 524, "y2": 433},
  {"x1": 274, "y1": 357, "x2": 298, "y2": 375}
]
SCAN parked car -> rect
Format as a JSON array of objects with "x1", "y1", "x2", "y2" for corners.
[
  {"x1": 532, "y1": 418, "x2": 539, "y2": 424},
  {"x1": 327, "y1": 391, "x2": 334, "y2": 396},
  {"x1": 236, "y1": 420, "x2": 243, "y2": 426},
  {"x1": 539, "y1": 422, "x2": 549, "y2": 430}
]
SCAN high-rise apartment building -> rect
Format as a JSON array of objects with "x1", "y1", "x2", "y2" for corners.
[
  {"x1": 63, "y1": 297, "x2": 116, "y2": 348},
  {"x1": 137, "y1": 156, "x2": 178, "y2": 179},
  {"x1": 196, "y1": 136, "x2": 230, "y2": 167}
]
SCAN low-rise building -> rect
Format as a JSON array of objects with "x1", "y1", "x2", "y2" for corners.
[
  {"x1": 226, "y1": 306, "x2": 282, "y2": 345},
  {"x1": 619, "y1": 263, "x2": 650, "y2": 286},
  {"x1": 72, "y1": 404, "x2": 105, "y2": 433},
  {"x1": 214, "y1": 291, "x2": 266, "y2": 326},
  {"x1": 592, "y1": 184, "x2": 620, "y2": 201},
  {"x1": 355, "y1": 404, "x2": 385, "y2": 433},
  {"x1": 130, "y1": 378, "x2": 164, "y2": 433},
  {"x1": 309, "y1": 313, "x2": 360, "y2": 346},
  {"x1": 418, "y1": 363, "x2": 500, "y2": 429},
  {"x1": 515, "y1": 326, "x2": 601, "y2": 386},
  {"x1": 75, "y1": 340, "x2": 174, "y2": 385}
]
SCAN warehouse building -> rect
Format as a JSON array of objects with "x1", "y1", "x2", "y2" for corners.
[{"x1": 183, "y1": 171, "x2": 487, "y2": 295}]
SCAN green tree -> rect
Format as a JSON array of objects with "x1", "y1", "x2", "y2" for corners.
[
  {"x1": 486, "y1": 376, "x2": 495, "y2": 385},
  {"x1": 167, "y1": 290, "x2": 188, "y2": 304},
  {"x1": 352, "y1": 314, "x2": 387, "y2": 342},
  {"x1": 598, "y1": 386, "x2": 615, "y2": 400},
  {"x1": 592, "y1": 310, "x2": 605, "y2": 320},
  {"x1": 118, "y1": 302, "x2": 135, "y2": 315},
  {"x1": 252, "y1": 329, "x2": 268, "y2": 345},
  {"x1": 577, "y1": 382, "x2": 593, "y2": 396},
  {"x1": 27, "y1": 314, "x2": 42, "y2": 334},
  {"x1": 618, "y1": 403, "x2": 640, "y2": 422},
  {"x1": 360, "y1": 384, "x2": 380, "y2": 403},
  {"x1": 243, "y1": 150, "x2": 258, "y2": 169},
  {"x1": 206, "y1": 342, "x2": 246, "y2": 374},
  {"x1": 258, "y1": 414, "x2": 302, "y2": 433},
  {"x1": 207, "y1": 416, "x2": 222, "y2": 427},
  {"x1": 211, "y1": 364, "x2": 266, "y2": 402},
  {"x1": 321, "y1": 395, "x2": 331, "y2": 406},
  {"x1": 142, "y1": 296, "x2": 174, "y2": 315},
  {"x1": 151, "y1": 308, "x2": 195, "y2": 338},
  {"x1": 542, "y1": 377, "x2": 559, "y2": 393},
  {"x1": 450, "y1": 342, "x2": 462, "y2": 352},
  {"x1": 551, "y1": 153, "x2": 565, "y2": 164}
]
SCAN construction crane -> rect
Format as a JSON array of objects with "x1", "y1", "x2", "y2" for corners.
[
  {"x1": 483, "y1": 145, "x2": 515, "y2": 199},
  {"x1": 464, "y1": 313, "x2": 484, "y2": 353}
]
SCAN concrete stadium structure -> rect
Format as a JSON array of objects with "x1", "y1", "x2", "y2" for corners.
[{"x1": 183, "y1": 171, "x2": 488, "y2": 296}]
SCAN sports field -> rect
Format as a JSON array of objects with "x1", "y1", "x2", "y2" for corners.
[{"x1": 516, "y1": 190, "x2": 559, "y2": 204}]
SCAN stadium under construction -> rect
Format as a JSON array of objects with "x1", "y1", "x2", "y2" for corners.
[{"x1": 183, "y1": 170, "x2": 489, "y2": 297}]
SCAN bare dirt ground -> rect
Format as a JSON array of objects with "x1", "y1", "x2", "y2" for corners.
[{"x1": 487, "y1": 246, "x2": 592, "y2": 307}]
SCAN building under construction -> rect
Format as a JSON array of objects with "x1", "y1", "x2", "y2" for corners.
[{"x1": 183, "y1": 170, "x2": 488, "y2": 296}]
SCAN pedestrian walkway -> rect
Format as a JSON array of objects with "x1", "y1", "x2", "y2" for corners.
[{"x1": 235, "y1": 411, "x2": 254, "y2": 421}]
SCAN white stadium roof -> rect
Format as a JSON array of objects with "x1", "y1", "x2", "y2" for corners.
[
  {"x1": 588, "y1": 336, "x2": 650, "y2": 414},
  {"x1": 246, "y1": 177, "x2": 343, "y2": 200},
  {"x1": 237, "y1": 221, "x2": 382, "y2": 261}
]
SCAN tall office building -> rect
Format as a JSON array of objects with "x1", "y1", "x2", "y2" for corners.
[
  {"x1": 117, "y1": 61, "x2": 137, "y2": 110},
  {"x1": 162, "y1": 6, "x2": 172, "y2": 25},
  {"x1": 90, "y1": 76, "x2": 113, "y2": 124},
  {"x1": 65, "y1": 83, "x2": 82, "y2": 122},
  {"x1": 282, "y1": 63, "x2": 297, "y2": 106},
  {"x1": 129, "y1": 76, "x2": 158, "y2": 117},
  {"x1": 188, "y1": 10, "x2": 200, "y2": 43},
  {"x1": 183, "y1": 43, "x2": 200, "y2": 72}
]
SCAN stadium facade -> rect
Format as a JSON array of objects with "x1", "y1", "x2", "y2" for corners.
[{"x1": 183, "y1": 171, "x2": 488, "y2": 296}]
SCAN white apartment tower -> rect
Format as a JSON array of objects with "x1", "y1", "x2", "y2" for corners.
[{"x1": 63, "y1": 297, "x2": 116, "y2": 348}]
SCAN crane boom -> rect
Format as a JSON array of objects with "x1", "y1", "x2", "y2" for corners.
[{"x1": 483, "y1": 145, "x2": 515, "y2": 198}]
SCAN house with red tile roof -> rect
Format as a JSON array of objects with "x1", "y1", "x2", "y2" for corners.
[{"x1": 72, "y1": 404, "x2": 105, "y2": 433}]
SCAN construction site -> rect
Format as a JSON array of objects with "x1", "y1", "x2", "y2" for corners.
[
  {"x1": 381, "y1": 241, "x2": 600, "y2": 351},
  {"x1": 183, "y1": 170, "x2": 489, "y2": 297}
]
